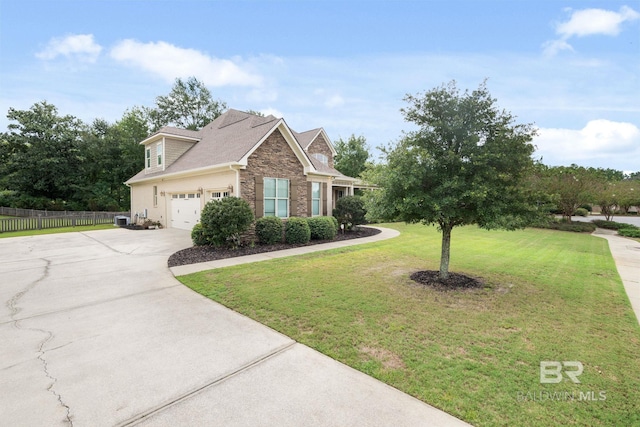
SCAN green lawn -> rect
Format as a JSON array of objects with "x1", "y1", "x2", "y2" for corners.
[
  {"x1": 179, "y1": 223, "x2": 640, "y2": 426},
  {"x1": 0, "y1": 223, "x2": 116, "y2": 238}
]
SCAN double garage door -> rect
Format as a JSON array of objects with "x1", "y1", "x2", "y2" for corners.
[{"x1": 171, "y1": 193, "x2": 201, "y2": 230}]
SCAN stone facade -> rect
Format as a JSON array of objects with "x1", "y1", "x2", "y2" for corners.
[
  {"x1": 307, "y1": 134, "x2": 334, "y2": 168},
  {"x1": 240, "y1": 129, "x2": 308, "y2": 218}
]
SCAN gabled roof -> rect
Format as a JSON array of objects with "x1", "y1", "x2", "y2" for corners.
[{"x1": 127, "y1": 109, "x2": 348, "y2": 184}]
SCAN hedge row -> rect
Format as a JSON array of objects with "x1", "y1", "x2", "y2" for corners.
[{"x1": 255, "y1": 216, "x2": 339, "y2": 245}]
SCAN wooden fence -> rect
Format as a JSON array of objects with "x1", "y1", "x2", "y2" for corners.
[
  {"x1": 0, "y1": 211, "x2": 131, "y2": 233},
  {"x1": 0, "y1": 206, "x2": 129, "y2": 218}
]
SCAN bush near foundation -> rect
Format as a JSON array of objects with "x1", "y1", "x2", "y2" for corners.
[
  {"x1": 198, "y1": 197, "x2": 254, "y2": 247},
  {"x1": 307, "y1": 216, "x2": 337, "y2": 240},
  {"x1": 285, "y1": 217, "x2": 311, "y2": 244},
  {"x1": 256, "y1": 216, "x2": 284, "y2": 244},
  {"x1": 333, "y1": 196, "x2": 366, "y2": 231}
]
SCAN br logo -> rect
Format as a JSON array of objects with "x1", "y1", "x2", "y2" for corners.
[{"x1": 540, "y1": 361, "x2": 584, "y2": 384}]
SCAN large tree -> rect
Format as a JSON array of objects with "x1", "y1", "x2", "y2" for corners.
[
  {"x1": 3, "y1": 101, "x2": 85, "y2": 206},
  {"x1": 371, "y1": 81, "x2": 539, "y2": 280},
  {"x1": 334, "y1": 134, "x2": 370, "y2": 178},
  {"x1": 147, "y1": 76, "x2": 227, "y2": 131}
]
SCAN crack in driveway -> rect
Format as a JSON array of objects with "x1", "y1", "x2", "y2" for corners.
[{"x1": 6, "y1": 258, "x2": 74, "y2": 426}]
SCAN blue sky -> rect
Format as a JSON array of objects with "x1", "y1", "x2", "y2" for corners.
[{"x1": 1, "y1": 0, "x2": 639, "y2": 172}]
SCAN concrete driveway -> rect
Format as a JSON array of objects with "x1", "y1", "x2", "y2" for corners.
[{"x1": 1, "y1": 228, "x2": 469, "y2": 426}]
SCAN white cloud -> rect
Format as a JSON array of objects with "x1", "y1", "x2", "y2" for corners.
[
  {"x1": 543, "y1": 6, "x2": 640, "y2": 56},
  {"x1": 259, "y1": 108, "x2": 284, "y2": 118},
  {"x1": 557, "y1": 6, "x2": 640, "y2": 38},
  {"x1": 36, "y1": 34, "x2": 102, "y2": 63},
  {"x1": 534, "y1": 120, "x2": 640, "y2": 167},
  {"x1": 325, "y1": 94, "x2": 345, "y2": 108},
  {"x1": 542, "y1": 39, "x2": 574, "y2": 57},
  {"x1": 110, "y1": 39, "x2": 262, "y2": 87}
]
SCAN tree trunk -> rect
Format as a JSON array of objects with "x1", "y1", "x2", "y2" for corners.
[{"x1": 439, "y1": 223, "x2": 453, "y2": 280}]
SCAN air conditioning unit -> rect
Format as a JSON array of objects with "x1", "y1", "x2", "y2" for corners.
[{"x1": 114, "y1": 216, "x2": 130, "y2": 226}]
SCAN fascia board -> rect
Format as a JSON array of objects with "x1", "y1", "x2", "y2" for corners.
[
  {"x1": 126, "y1": 162, "x2": 241, "y2": 185},
  {"x1": 139, "y1": 132, "x2": 200, "y2": 146}
]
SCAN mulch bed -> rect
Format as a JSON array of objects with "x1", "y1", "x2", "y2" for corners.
[
  {"x1": 410, "y1": 270, "x2": 485, "y2": 291},
  {"x1": 168, "y1": 226, "x2": 381, "y2": 267}
]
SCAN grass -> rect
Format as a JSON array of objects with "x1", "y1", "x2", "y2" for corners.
[
  {"x1": 178, "y1": 223, "x2": 640, "y2": 426},
  {"x1": 0, "y1": 223, "x2": 116, "y2": 238}
]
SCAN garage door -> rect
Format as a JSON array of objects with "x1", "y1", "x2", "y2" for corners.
[{"x1": 171, "y1": 193, "x2": 201, "y2": 230}]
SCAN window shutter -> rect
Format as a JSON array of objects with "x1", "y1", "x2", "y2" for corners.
[
  {"x1": 290, "y1": 180, "x2": 298, "y2": 217},
  {"x1": 255, "y1": 176, "x2": 263, "y2": 218},
  {"x1": 307, "y1": 182, "x2": 313, "y2": 217},
  {"x1": 322, "y1": 183, "x2": 328, "y2": 216}
]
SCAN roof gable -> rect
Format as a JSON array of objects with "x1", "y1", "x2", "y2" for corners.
[{"x1": 127, "y1": 109, "x2": 344, "y2": 184}]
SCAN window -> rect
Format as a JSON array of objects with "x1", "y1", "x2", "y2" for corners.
[
  {"x1": 157, "y1": 143, "x2": 163, "y2": 166},
  {"x1": 264, "y1": 178, "x2": 289, "y2": 218},
  {"x1": 312, "y1": 152, "x2": 328, "y2": 166},
  {"x1": 146, "y1": 148, "x2": 151, "y2": 168},
  {"x1": 153, "y1": 186, "x2": 158, "y2": 207},
  {"x1": 210, "y1": 191, "x2": 229, "y2": 201},
  {"x1": 311, "y1": 182, "x2": 321, "y2": 216}
]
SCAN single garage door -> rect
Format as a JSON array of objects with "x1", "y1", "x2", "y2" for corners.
[{"x1": 171, "y1": 193, "x2": 201, "y2": 230}]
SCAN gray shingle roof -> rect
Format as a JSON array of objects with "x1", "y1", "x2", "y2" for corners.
[{"x1": 127, "y1": 109, "x2": 350, "y2": 184}]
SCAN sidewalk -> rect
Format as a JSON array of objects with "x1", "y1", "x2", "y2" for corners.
[
  {"x1": 592, "y1": 228, "x2": 640, "y2": 325},
  {"x1": 170, "y1": 226, "x2": 400, "y2": 276}
]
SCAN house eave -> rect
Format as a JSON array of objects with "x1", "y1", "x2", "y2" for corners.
[
  {"x1": 126, "y1": 162, "x2": 242, "y2": 185},
  {"x1": 139, "y1": 132, "x2": 201, "y2": 146}
]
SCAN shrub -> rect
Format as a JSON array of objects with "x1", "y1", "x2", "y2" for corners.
[
  {"x1": 575, "y1": 208, "x2": 589, "y2": 217},
  {"x1": 531, "y1": 217, "x2": 596, "y2": 233},
  {"x1": 618, "y1": 228, "x2": 640, "y2": 238},
  {"x1": 191, "y1": 223, "x2": 208, "y2": 246},
  {"x1": 330, "y1": 215, "x2": 340, "y2": 232},
  {"x1": 307, "y1": 216, "x2": 337, "y2": 240},
  {"x1": 285, "y1": 217, "x2": 311, "y2": 244},
  {"x1": 579, "y1": 204, "x2": 593, "y2": 212},
  {"x1": 255, "y1": 216, "x2": 283, "y2": 245},
  {"x1": 334, "y1": 196, "x2": 366, "y2": 231},
  {"x1": 591, "y1": 220, "x2": 636, "y2": 230},
  {"x1": 199, "y1": 197, "x2": 254, "y2": 247}
]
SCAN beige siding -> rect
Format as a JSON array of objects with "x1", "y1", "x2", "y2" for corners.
[
  {"x1": 129, "y1": 170, "x2": 237, "y2": 228},
  {"x1": 165, "y1": 137, "x2": 196, "y2": 166}
]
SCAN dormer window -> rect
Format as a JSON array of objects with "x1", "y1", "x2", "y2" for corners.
[
  {"x1": 146, "y1": 148, "x2": 151, "y2": 168},
  {"x1": 312, "y1": 152, "x2": 328, "y2": 166},
  {"x1": 157, "y1": 142, "x2": 163, "y2": 166}
]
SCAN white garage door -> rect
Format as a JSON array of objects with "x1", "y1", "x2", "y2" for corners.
[{"x1": 171, "y1": 193, "x2": 201, "y2": 230}]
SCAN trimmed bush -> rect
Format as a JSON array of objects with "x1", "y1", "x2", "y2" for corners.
[
  {"x1": 591, "y1": 220, "x2": 638, "y2": 230},
  {"x1": 532, "y1": 217, "x2": 596, "y2": 233},
  {"x1": 191, "y1": 223, "x2": 208, "y2": 246},
  {"x1": 307, "y1": 216, "x2": 337, "y2": 240},
  {"x1": 330, "y1": 215, "x2": 340, "y2": 233},
  {"x1": 619, "y1": 228, "x2": 640, "y2": 238},
  {"x1": 199, "y1": 197, "x2": 254, "y2": 247},
  {"x1": 575, "y1": 208, "x2": 589, "y2": 217},
  {"x1": 285, "y1": 217, "x2": 311, "y2": 244},
  {"x1": 255, "y1": 216, "x2": 283, "y2": 245},
  {"x1": 334, "y1": 196, "x2": 366, "y2": 231}
]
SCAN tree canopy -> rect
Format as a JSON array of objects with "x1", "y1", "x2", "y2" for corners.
[
  {"x1": 333, "y1": 134, "x2": 370, "y2": 178},
  {"x1": 368, "y1": 81, "x2": 540, "y2": 279},
  {"x1": 147, "y1": 76, "x2": 227, "y2": 131}
]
